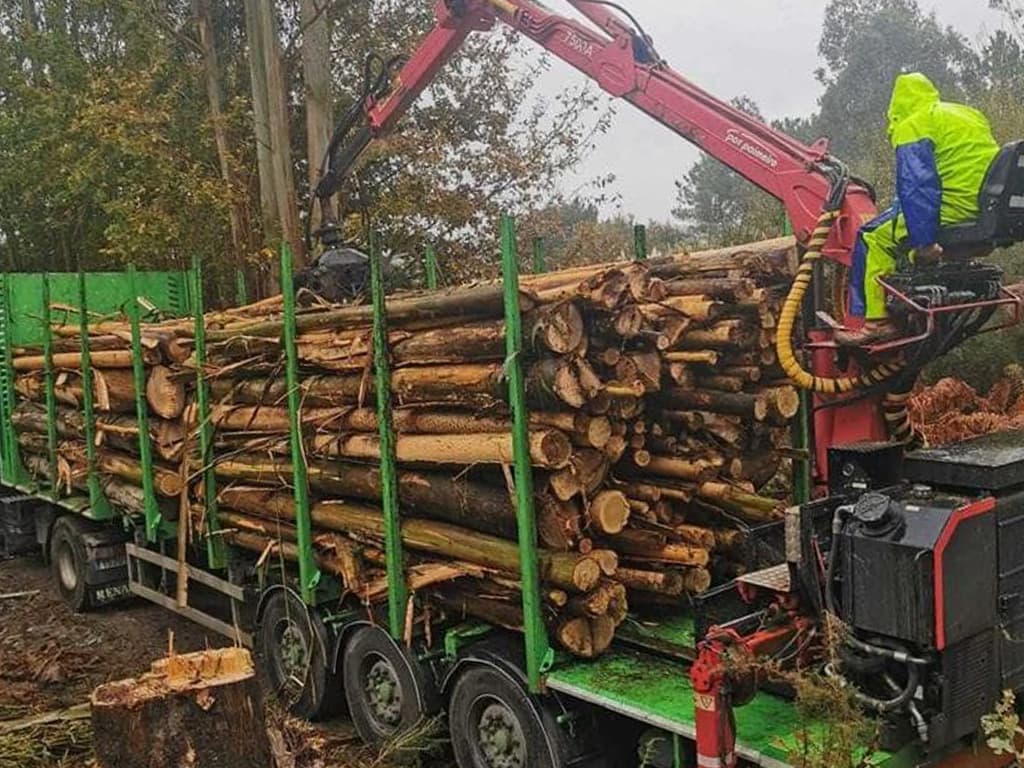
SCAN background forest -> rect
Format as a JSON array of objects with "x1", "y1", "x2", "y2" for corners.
[{"x1": 2, "y1": 0, "x2": 1024, "y2": 386}]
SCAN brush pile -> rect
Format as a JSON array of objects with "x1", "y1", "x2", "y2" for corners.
[
  {"x1": 910, "y1": 365, "x2": 1024, "y2": 445},
  {"x1": 11, "y1": 237, "x2": 802, "y2": 658}
]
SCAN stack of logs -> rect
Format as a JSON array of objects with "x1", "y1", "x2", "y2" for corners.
[{"x1": 11, "y1": 237, "x2": 801, "y2": 658}]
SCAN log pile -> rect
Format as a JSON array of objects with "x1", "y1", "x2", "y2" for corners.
[{"x1": 11, "y1": 238, "x2": 801, "y2": 658}]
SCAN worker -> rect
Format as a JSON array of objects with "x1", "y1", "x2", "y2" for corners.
[{"x1": 836, "y1": 72, "x2": 1000, "y2": 345}]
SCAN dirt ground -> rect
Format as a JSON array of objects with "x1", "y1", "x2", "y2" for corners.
[{"x1": 0, "y1": 555, "x2": 441, "y2": 768}]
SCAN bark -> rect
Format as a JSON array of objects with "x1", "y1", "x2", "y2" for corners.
[
  {"x1": 91, "y1": 648, "x2": 272, "y2": 768},
  {"x1": 299, "y1": 0, "x2": 332, "y2": 233},
  {"x1": 194, "y1": 0, "x2": 247, "y2": 259}
]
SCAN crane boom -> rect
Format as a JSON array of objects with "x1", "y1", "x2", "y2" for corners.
[{"x1": 327, "y1": 0, "x2": 878, "y2": 263}]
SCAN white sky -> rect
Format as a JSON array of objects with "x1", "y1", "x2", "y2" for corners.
[{"x1": 528, "y1": 0, "x2": 1008, "y2": 221}]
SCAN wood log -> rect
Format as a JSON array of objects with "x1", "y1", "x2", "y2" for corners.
[
  {"x1": 587, "y1": 490, "x2": 630, "y2": 535},
  {"x1": 209, "y1": 364, "x2": 507, "y2": 408},
  {"x1": 205, "y1": 282, "x2": 534, "y2": 341},
  {"x1": 12, "y1": 349, "x2": 160, "y2": 371},
  {"x1": 12, "y1": 403, "x2": 182, "y2": 461},
  {"x1": 146, "y1": 365, "x2": 186, "y2": 419},
  {"x1": 661, "y1": 388, "x2": 768, "y2": 420},
  {"x1": 612, "y1": 529, "x2": 710, "y2": 566},
  {"x1": 301, "y1": 429, "x2": 571, "y2": 469},
  {"x1": 615, "y1": 567, "x2": 685, "y2": 596},
  {"x1": 90, "y1": 648, "x2": 272, "y2": 768},
  {"x1": 548, "y1": 449, "x2": 610, "y2": 501},
  {"x1": 216, "y1": 488, "x2": 602, "y2": 592},
  {"x1": 16, "y1": 369, "x2": 146, "y2": 413},
  {"x1": 643, "y1": 454, "x2": 718, "y2": 482},
  {"x1": 696, "y1": 482, "x2": 784, "y2": 523}
]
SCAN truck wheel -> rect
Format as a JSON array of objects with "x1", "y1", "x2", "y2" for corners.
[
  {"x1": 50, "y1": 516, "x2": 89, "y2": 611},
  {"x1": 343, "y1": 625, "x2": 432, "y2": 746},
  {"x1": 448, "y1": 667, "x2": 560, "y2": 768},
  {"x1": 256, "y1": 590, "x2": 341, "y2": 720}
]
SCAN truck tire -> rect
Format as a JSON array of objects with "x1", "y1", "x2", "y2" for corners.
[
  {"x1": 448, "y1": 666, "x2": 561, "y2": 768},
  {"x1": 343, "y1": 625, "x2": 433, "y2": 746},
  {"x1": 255, "y1": 589, "x2": 342, "y2": 720},
  {"x1": 50, "y1": 516, "x2": 89, "y2": 611}
]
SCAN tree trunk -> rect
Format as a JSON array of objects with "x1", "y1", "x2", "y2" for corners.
[
  {"x1": 91, "y1": 648, "x2": 272, "y2": 768},
  {"x1": 194, "y1": 0, "x2": 247, "y2": 260},
  {"x1": 258, "y1": 0, "x2": 302, "y2": 266},
  {"x1": 242, "y1": 0, "x2": 278, "y2": 265},
  {"x1": 299, "y1": 0, "x2": 332, "y2": 234}
]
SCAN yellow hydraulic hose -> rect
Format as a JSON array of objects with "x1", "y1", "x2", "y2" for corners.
[{"x1": 776, "y1": 210, "x2": 905, "y2": 394}]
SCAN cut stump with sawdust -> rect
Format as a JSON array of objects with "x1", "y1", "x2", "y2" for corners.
[{"x1": 90, "y1": 646, "x2": 271, "y2": 768}]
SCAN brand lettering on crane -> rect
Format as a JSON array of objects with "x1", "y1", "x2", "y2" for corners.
[
  {"x1": 725, "y1": 129, "x2": 779, "y2": 169},
  {"x1": 561, "y1": 28, "x2": 596, "y2": 59}
]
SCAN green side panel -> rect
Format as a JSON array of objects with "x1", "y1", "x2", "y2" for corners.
[
  {"x1": 4, "y1": 271, "x2": 190, "y2": 347},
  {"x1": 0, "y1": 269, "x2": 189, "y2": 496},
  {"x1": 547, "y1": 649, "x2": 899, "y2": 767}
]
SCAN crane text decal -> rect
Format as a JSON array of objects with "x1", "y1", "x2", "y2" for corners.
[
  {"x1": 725, "y1": 129, "x2": 779, "y2": 169},
  {"x1": 561, "y1": 29, "x2": 596, "y2": 59}
]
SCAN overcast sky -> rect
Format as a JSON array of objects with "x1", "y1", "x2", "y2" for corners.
[{"x1": 529, "y1": 0, "x2": 1007, "y2": 221}]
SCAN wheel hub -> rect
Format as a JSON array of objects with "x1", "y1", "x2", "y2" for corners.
[
  {"x1": 476, "y1": 702, "x2": 526, "y2": 768},
  {"x1": 273, "y1": 620, "x2": 309, "y2": 699},
  {"x1": 364, "y1": 658, "x2": 403, "y2": 728}
]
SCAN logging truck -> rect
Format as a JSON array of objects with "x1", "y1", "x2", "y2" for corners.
[{"x1": 8, "y1": 1, "x2": 1024, "y2": 767}]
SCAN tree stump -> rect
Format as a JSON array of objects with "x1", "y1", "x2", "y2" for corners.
[{"x1": 90, "y1": 647, "x2": 272, "y2": 768}]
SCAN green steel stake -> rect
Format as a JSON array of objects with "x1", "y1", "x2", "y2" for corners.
[
  {"x1": 235, "y1": 269, "x2": 249, "y2": 307},
  {"x1": 371, "y1": 231, "x2": 407, "y2": 638},
  {"x1": 0, "y1": 274, "x2": 28, "y2": 485},
  {"x1": 633, "y1": 223, "x2": 648, "y2": 261},
  {"x1": 77, "y1": 272, "x2": 111, "y2": 519},
  {"x1": 41, "y1": 275, "x2": 59, "y2": 499},
  {"x1": 532, "y1": 236, "x2": 546, "y2": 274},
  {"x1": 424, "y1": 244, "x2": 439, "y2": 290},
  {"x1": 127, "y1": 266, "x2": 161, "y2": 541},
  {"x1": 280, "y1": 243, "x2": 320, "y2": 603},
  {"x1": 192, "y1": 257, "x2": 225, "y2": 566},
  {"x1": 500, "y1": 214, "x2": 550, "y2": 693}
]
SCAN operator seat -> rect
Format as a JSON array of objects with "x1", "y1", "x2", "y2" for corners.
[{"x1": 938, "y1": 140, "x2": 1024, "y2": 254}]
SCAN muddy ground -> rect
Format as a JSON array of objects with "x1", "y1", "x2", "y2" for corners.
[{"x1": 0, "y1": 556, "x2": 447, "y2": 768}]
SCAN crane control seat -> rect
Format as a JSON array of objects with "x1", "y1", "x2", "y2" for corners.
[{"x1": 937, "y1": 139, "x2": 1024, "y2": 254}]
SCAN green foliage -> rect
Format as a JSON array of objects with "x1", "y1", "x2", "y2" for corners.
[{"x1": 981, "y1": 689, "x2": 1024, "y2": 759}]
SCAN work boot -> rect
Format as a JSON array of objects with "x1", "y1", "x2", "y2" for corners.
[{"x1": 833, "y1": 319, "x2": 900, "y2": 347}]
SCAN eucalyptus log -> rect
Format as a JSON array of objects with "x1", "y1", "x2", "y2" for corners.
[
  {"x1": 300, "y1": 429, "x2": 571, "y2": 469},
  {"x1": 91, "y1": 648, "x2": 272, "y2": 768}
]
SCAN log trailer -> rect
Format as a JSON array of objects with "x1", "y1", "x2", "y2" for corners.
[{"x1": 4, "y1": 1, "x2": 1024, "y2": 767}]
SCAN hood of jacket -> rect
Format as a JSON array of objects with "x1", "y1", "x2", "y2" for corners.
[{"x1": 887, "y1": 72, "x2": 940, "y2": 140}]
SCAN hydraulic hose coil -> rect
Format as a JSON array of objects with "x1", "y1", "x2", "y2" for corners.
[{"x1": 776, "y1": 210, "x2": 905, "y2": 394}]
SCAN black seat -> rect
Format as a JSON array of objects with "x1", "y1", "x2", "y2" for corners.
[{"x1": 938, "y1": 140, "x2": 1024, "y2": 250}]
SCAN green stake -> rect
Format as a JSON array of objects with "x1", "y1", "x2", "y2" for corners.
[
  {"x1": 371, "y1": 231, "x2": 407, "y2": 638},
  {"x1": 633, "y1": 223, "x2": 648, "y2": 261},
  {"x1": 280, "y1": 244, "x2": 320, "y2": 602},
  {"x1": 501, "y1": 214, "x2": 550, "y2": 692},
  {"x1": 532, "y1": 236, "x2": 546, "y2": 274},
  {"x1": 424, "y1": 244, "x2": 439, "y2": 290}
]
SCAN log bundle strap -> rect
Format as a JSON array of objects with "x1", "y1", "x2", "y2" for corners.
[{"x1": 12, "y1": 238, "x2": 800, "y2": 659}]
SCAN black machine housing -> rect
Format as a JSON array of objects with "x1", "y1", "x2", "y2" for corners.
[{"x1": 828, "y1": 431, "x2": 1024, "y2": 757}]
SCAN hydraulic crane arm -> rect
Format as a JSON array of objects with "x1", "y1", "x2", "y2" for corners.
[{"x1": 317, "y1": 0, "x2": 878, "y2": 263}]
